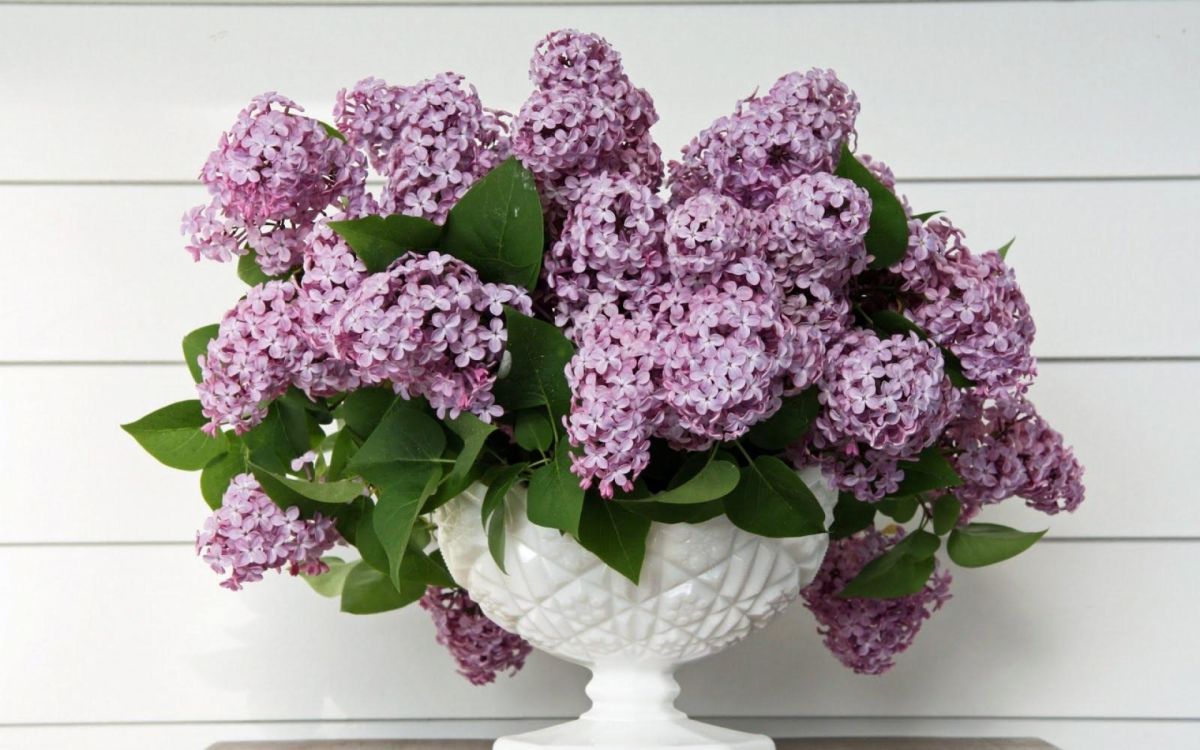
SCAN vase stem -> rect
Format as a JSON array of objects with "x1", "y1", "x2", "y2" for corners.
[{"x1": 582, "y1": 661, "x2": 686, "y2": 723}]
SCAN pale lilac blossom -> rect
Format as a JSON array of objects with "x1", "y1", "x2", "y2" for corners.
[
  {"x1": 420, "y1": 586, "x2": 532, "y2": 685},
  {"x1": 802, "y1": 528, "x2": 952, "y2": 674},
  {"x1": 196, "y1": 473, "x2": 339, "y2": 591}
]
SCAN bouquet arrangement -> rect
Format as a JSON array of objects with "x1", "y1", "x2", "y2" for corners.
[{"x1": 125, "y1": 29, "x2": 1085, "y2": 684}]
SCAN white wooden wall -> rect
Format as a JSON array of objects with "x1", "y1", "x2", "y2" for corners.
[{"x1": 1, "y1": 1, "x2": 1197, "y2": 748}]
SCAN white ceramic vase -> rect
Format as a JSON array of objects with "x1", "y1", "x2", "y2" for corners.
[{"x1": 434, "y1": 467, "x2": 837, "y2": 750}]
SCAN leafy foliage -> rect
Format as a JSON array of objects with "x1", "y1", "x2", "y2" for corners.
[
  {"x1": 441, "y1": 157, "x2": 544, "y2": 289},
  {"x1": 834, "y1": 143, "x2": 910, "y2": 269},
  {"x1": 947, "y1": 523, "x2": 1045, "y2": 568},
  {"x1": 121, "y1": 401, "x2": 227, "y2": 471}
]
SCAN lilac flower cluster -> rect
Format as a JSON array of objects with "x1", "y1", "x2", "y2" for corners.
[
  {"x1": 334, "y1": 73, "x2": 510, "y2": 223},
  {"x1": 948, "y1": 394, "x2": 1085, "y2": 519},
  {"x1": 513, "y1": 29, "x2": 663, "y2": 224},
  {"x1": 802, "y1": 528, "x2": 953, "y2": 675},
  {"x1": 895, "y1": 218, "x2": 1037, "y2": 397},
  {"x1": 546, "y1": 173, "x2": 667, "y2": 326},
  {"x1": 670, "y1": 69, "x2": 859, "y2": 210},
  {"x1": 183, "y1": 94, "x2": 367, "y2": 275},
  {"x1": 196, "y1": 474, "x2": 340, "y2": 591},
  {"x1": 329, "y1": 251, "x2": 532, "y2": 422},
  {"x1": 420, "y1": 586, "x2": 533, "y2": 685},
  {"x1": 812, "y1": 331, "x2": 959, "y2": 499}
]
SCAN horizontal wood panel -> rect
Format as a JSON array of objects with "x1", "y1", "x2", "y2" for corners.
[
  {"x1": 0, "y1": 360, "x2": 1191, "y2": 543},
  {"x1": 1, "y1": 720, "x2": 1197, "y2": 750},
  {"x1": 1, "y1": 541, "x2": 1195, "y2": 724},
  {"x1": 3, "y1": 179, "x2": 1197, "y2": 361},
  {"x1": 0, "y1": 2, "x2": 1196, "y2": 182}
]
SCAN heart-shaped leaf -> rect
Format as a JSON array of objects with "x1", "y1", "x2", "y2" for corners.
[
  {"x1": 181, "y1": 324, "x2": 219, "y2": 383},
  {"x1": 330, "y1": 215, "x2": 443, "y2": 273},
  {"x1": 440, "y1": 157, "x2": 544, "y2": 289},
  {"x1": 835, "y1": 144, "x2": 910, "y2": 269},
  {"x1": 527, "y1": 448, "x2": 585, "y2": 535},
  {"x1": 576, "y1": 496, "x2": 651, "y2": 584},
  {"x1": 493, "y1": 308, "x2": 575, "y2": 421},
  {"x1": 122, "y1": 400, "x2": 227, "y2": 471},
  {"x1": 745, "y1": 387, "x2": 820, "y2": 451},
  {"x1": 947, "y1": 523, "x2": 1045, "y2": 568},
  {"x1": 838, "y1": 530, "x2": 940, "y2": 599},
  {"x1": 724, "y1": 456, "x2": 826, "y2": 538}
]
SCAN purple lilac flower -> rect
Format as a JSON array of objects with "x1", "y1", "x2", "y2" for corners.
[
  {"x1": 515, "y1": 30, "x2": 663, "y2": 224},
  {"x1": 529, "y1": 28, "x2": 627, "y2": 91},
  {"x1": 949, "y1": 394, "x2": 1085, "y2": 519},
  {"x1": 183, "y1": 93, "x2": 367, "y2": 275},
  {"x1": 334, "y1": 73, "x2": 510, "y2": 223},
  {"x1": 546, "y1": 173, "x2": 668, "y2": 326},
  {"x1": 894, "y1": 218, "x2": 1037, "y2": 397},
  {"x1": 197, "y1": 280, "x2": 358, "y2": 433},
  {"x1": 565, "y1": 304, "x2": 663, "y2": 497},
  {"x1": 197, "y1": 281, "x2": 307, "y2": 434},
  {"x1": 196, "y1": 473, "x2": 339, "y2": 591},
  {"x1": 802, "y1": 528, "x2": 952, "y2": 675},
  {"x1": 420, "y1": 586, "x2": 532, "y2": 686},
  {"x1": 654, "y1": 261, "x2": 796, "y2": 445},
  {"x1": 664, "y1": 191, "x2": 752, "y2": 277},
  {"x1": 759, "y1": 173, "x2": 871, "y2": 298},
  {"x1": 669, "y1": 69, "x2": 858, "y2": 210},
  {"x1": 296, "y1": 217, "x2": 370, "y2": 354},
  {"x1": 329, "y1": 251, "x2": 531, "y2": 422},
  {"x1": 817, "y1": 330, "x2": 959, "y2": 457}
]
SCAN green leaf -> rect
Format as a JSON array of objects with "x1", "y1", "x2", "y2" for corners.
[
  {"x1": 181, "y1": 324, "x2": 219, "y2": 383},
  {"x1": 838, "y1": 531, "x2": 940, "y2": 599},
  {"x1": 329, "y1": 215, "x2": 443, "y2": 273},
  {"x1": 122, "y1": 400, "x2": 227, "y2": 471},
  {"x1": 340, "y1": 562, "x2": 424, "y2": 614},
  {"x1": 895, "y1": 446, "x2": 963, "y2": 496},
  {"x1": 624, "y1": 500, "x2": 726, "y2": 525},
  {"x1": 997, "y1": 237, "x2": 1015, "y2": 261},
  {"x1": 374, "y1": 464, "x2": 441, "y2": 589},
  {"x1": 947, "y1": 523, "x2": 1045, "y2": 568},
  {"x1": 237, "y1": 249, "x2": 291, "y2": 286},
  {"x1": 200, "y1": 444, "x2": 247, "y2": 509},
  {"x1": 241, "y1": 400, "x2": 311, "y2": 474},
  {"x1": 395, "y1": 547, "x2": 455, "y2": 588},
  {"x1": 301, "y1": 556, "x2": 355, "y2": 597},
  {"x1": 835, "y1": 144, "x2": 910, "y2": 269},
  {"x1": 526, "y1": 448, "x2": 585, "y2": 535},
  {"x1": 492, "y1": 308, "x2": 575, "y2": 420},
  {"x1": 913, "y1": 210, "x2": 944, "y2": 221},
  {"x1": 932, "y1": 495, "x2": 962, "y2": 536},
  {"x1": 440, "y1": 157, "x2": 544, "y2": 289},
  {"x1": 870, "y1": 309, "x2": 925, "y2": 338},
  {"x1": 318, "y1": 120, "x2": 347, "y2": 142},
  {"x1": 514, "y1": 409, "x2": 555, "y2": 453},
  {"x1": 829, "y1": 492, "x2": 877, "y2": 540},
  {"x1": 430, "y1": 412, "x2": 497, "y2": 508},
  {"x1": 353, "y1": 500, "x2": 389, "y2": 573},
  {"x1": 348, "y1": 400, "x2": 446, "y2": 479},
  {"x1": 327, "y1": 428, "x2": 358, "y2": 482},
  {"x1": 482, "y1": 464, "x2": 526, "y2": 573},
  {"x1": 724, "y1": 456, "x2": 826, "y2": 538},
  {"x1": 629, "y1": 460, "x2": 740, "y2": 505},
  {"x1": 336, "y1": 387, "x2": 396, "y2": 440},
  {"x1": 576, "y1": 496, "x2": 651, "y2": 584},
  {"x1": 250, "y1": 462, "x2": 354, "y2": 520},
  {"x1": 745, "y1": 387, "x2": 820, "y2": 451},
  {"x1": 878, "y1": 496, "x2": 919, "y2": 523},
  {"x1": 252, "y1": 468, "x2": 367, "y2": 504}
]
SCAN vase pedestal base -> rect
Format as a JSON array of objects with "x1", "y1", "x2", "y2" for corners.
[
  {"x1": 495, "y1": 717, "x2": 773, "y2": 750},
  {"x1": 495, "y1": 664, "x2": 772, "y2": 750}
]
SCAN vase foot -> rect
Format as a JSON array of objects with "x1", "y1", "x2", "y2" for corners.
[{"x1": 494, "y1": 717, "x2": 774, "y2": 750}]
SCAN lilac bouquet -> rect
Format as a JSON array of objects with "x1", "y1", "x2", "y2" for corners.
[{"x1": 125, "y1": 29, "x2": 1084, "y2": 683}]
